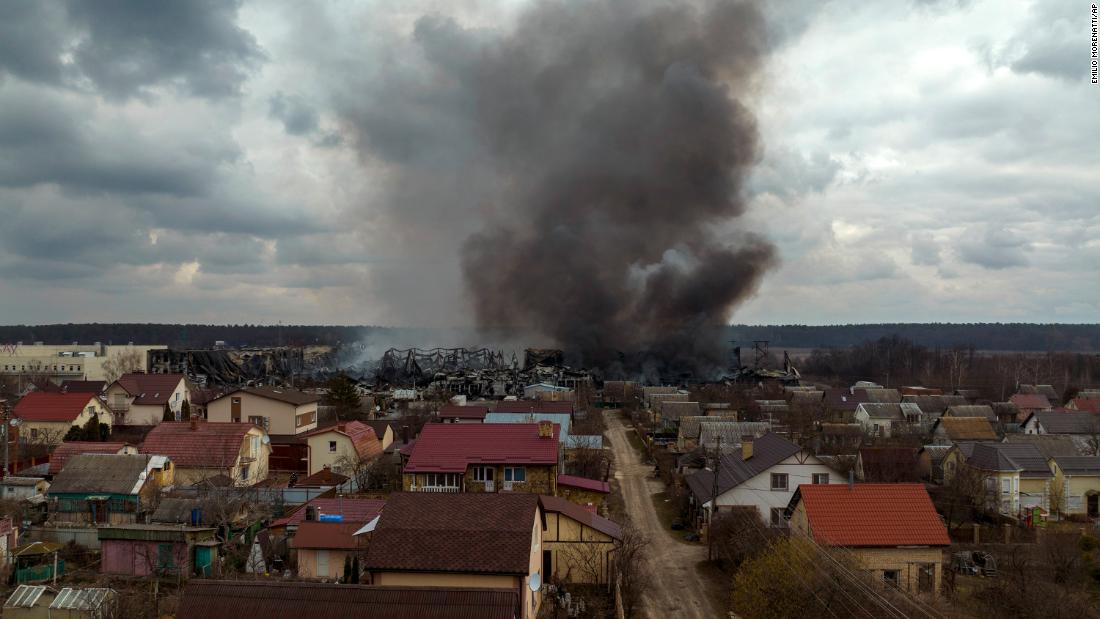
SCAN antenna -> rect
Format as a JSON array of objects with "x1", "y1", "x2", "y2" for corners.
[{"x1": 529, "y1": 571, "x2": 542, "y2": 591}]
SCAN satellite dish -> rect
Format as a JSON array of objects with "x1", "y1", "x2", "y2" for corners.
[{"x1": 529, "y1": 572, "x2": 542, "y2": 591}]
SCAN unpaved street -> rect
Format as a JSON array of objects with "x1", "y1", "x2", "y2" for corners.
[{"x1": 605, "y1": 411, "x2": 725, "y2": 619}]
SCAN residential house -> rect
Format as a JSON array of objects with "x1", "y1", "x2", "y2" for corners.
[
  {"x1": 656, "y1": 400, "x2": 700, "y2": 424},
  {"x1": 1002, "y1": 433, "x2": 1085, "y2": 459},
  {"x1": 485, "y1": 411, "x2": 600, "y2": 450},
  {"x1": 819, "y1": 423, "x2": 864, "y2": 453},
  {"x1": 1018, "y1": 384, "x2": 1059, "y2": 401},
  {"x1": 944, "y1": 405, "x2": 998, "y2": 422},
  {"x1": 856, "y1": 447, "x2": 920, "y2": 482},
  {"x1": 555, "y1": 474, "x2": 610, "y2": 510},
  {"x1": 959, "y1": 442, "x2": 1052, "y2": 514},
  {"x1": 0, "y1": 477, "x2": 48, "y2": 501},
  {"x1": 822, "y1": 388, "x2": 870, "y2": 418},
  {"x1": 304, "y1": 421, "x2": 383, "y2": 477},
  {"x1": 104, "y1": 373, "x2": 189, "y2": 425},
  {"x1": 141, "y1": 420, "x2": 271, "y2": 486},
  {"x1": 697, "y1": 420, "x2": 772, "y2": 454},
  {"x1": 954, "y1": 389, "x2": 985, "y2": 403},
  {"x1": 13, "y1": 392, "x2": 113, "y2": 446},
  {"x1": 1022, "y1": 411, "x2": 1100, "y2": 441},
  {"x1": 47, "y1": 454, "x2": 173, "y2": 524},
  {"x1": 362, "y1": 420, "x2": 395, "y2": 452},
  {"x1": 402, "y1": 422, "x2": 560, "y2": 494},
  {"x1": 991, "y1": 402, "x2": 1023, "y2": 426},
  {"x1": 362, "y1": 492, "x2": 544, "y2": 619},
  {"x1": 523, "y1": 383, "x2": 574, "y2": 401},
  {"x1": 903, "y1": 394, "x2": 967, "y2": 417},
  {"x1": 4, "y1": 586, "x2": 117, "y2": 619},
  {"x1": 685, "y1": 433, "x2": 843, "y2": 528},
  {"x1": 930, "y1": 416, "x2": 998, "y2": 444},
  {"x1": 268, "y1": 496, "x2": 386, "y2": 540},
  {"x1": 675, "y1": 417, "x2": 750, "y2": 452},
  {"x1": 99, "y1": 524, "x2": 218, "y2": 578},
  {"x1": 47, "y1": 441, "x2": 137, "y2": 476},
  {"x1": 853, "y1": 403, "x2": 922, "y2": 438},
  {"x1": 899, "y1": 386, "x2": 943, "y2": 396},
  {"x1": 1049, "y1": 456, "x2": 1100, "y2": 517},
  {"x1": 177, "y1": 581, "x2": 519, "y2": 619},
  {"x1": 293, "y1": 466, "x2": 350, "y2": 488},
  {"x1": 1068, "y1": 397, "x2": 1100, "y2": 413},
  {"x1": 539, "y1": 494, "x2": 620, "y2": 584},
  {"x1": 293, "y1": 521, "x2": 367, "y2": 580},
  {"x1": 60, "y1": 380, "x2": 107, "y2": 394},
  {"x1": 438, "y1": 404, "x2": 490, "y2": 423},
  {"x1": 786, "y1": 484, "x2": 950, "y2": 598},
  {"x1": 206, "y1": 387, "x2": 319, "y2": 435},
  {"x1": 917, "y1": 445, "x2": 952, "y2": 483},
  {"x1": 1009, "y1": 393, "x2": 1051, "y2": 417},
  {"x1": 857, "y1": 388, "x2": 902, "y2": 404},
  {"x1": 492, "y1": 400, "x2": 575, "y2": 416}
]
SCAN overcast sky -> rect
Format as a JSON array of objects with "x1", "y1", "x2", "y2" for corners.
[{"x1": 0, "y1": 0, "x2": 1095, "y2": 327}]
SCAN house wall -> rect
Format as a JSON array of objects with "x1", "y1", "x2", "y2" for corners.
[
  {"x1": 401, "y1": 464, "x2": 557, "y2": 494},
  {"x1": 373, "y1": 571, "x2": 518, "y2": 589},
  {"x1": 0, "y1": 482, "x2": 46, "y2": 501},
  {"x1": 543, "y1": 511, "x2": 616, "y2": 584},
  {"x1": 853, "y1": 407, "x2": 893, "y2": 438},
  {"x1": 713, "y1": 456, "x2": 844, "y2": 526},
  {"x1": 106, "y1": 378, "x2": 188, "y2": 425},
  {"x1": 297, "y1": 548, "x2": 353, "y2": 580},
  {"x1": 21, "y1": 398, "x2": 113, "y2": 445},
  {"x1": 306, "y1": 433, "x2": 357, "y2": 476},
  {"x1": 1052, "y1": 468, "x2": 1100, "y2": 514},
  {"x1": 556, "y1": 486, "x2": 607, "y2": 509},
  {"x1": 208, "y1": 392, "x2": 318, "y2": 435},
  {"x1": 101, "y1": 539, "x2": 190, "y2": 576},
  {"x1": 1019, "y1": 477, "x2": 1050, "y2": 510},
  {"x1": 376, "y1": 427, "x2": 394, "y2": 452}
]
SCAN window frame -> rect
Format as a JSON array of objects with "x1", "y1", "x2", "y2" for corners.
[
  {"x1": 328, "y1": 440, "x2": 337, "y2": 453},
  {"x1": 882, "y1": 570, "x2": 900, "y2": 588},
  {"x1": 769, "y1": 507, "x2": 788, "y2": 528},
  {"x1": 812, "y1": 473, "x2": 830, "y2": 485},
  {"x1": 770, "y1": 473, "x2": 789, "y2": 491},
  {"x1": 473, "y1": 466, "x2": 494, "y2": 482},
  {"x1": 504, "y1": 466, "x2": 527, "y2": 482}
]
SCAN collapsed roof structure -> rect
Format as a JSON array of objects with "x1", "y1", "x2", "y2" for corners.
[{"x1": 372, "y1": 347, "x2": 591, "y2": 397}]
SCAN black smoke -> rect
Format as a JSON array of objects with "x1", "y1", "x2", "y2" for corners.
[{"x1": 343, "y1": 0, "x2": 778, "y2": 378}]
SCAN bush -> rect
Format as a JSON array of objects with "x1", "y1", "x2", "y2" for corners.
[{"x1": 1079, "y1": 534, "x2": 1099, "y2": 552}]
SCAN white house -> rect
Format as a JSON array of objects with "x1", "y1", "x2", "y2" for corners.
[
  {"x1": 686, "y1": 432, "x2": 844, "y2": 528},
  {"x1": 852, "y1": 403, "x2": 922, "y2": 438}
]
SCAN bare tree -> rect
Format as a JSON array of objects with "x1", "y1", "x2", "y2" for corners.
[
  {"x1": 101, "y1": 348, "x2": 145, "y2": 384},
  {"x1": 613, "y1": 523, "x2": 650, "y2": 618},
  {"x1": 334, "y1": 452, "x2": 392, "y2": 491}
]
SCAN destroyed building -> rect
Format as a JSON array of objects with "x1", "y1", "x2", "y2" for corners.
[{"x1": 149, "y1": 347, "x2": 338, "y2": 387}]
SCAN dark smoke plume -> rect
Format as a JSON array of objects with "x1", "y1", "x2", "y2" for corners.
[{"x1": 344, "y1": 0, "x2": 777, "y2": 378}]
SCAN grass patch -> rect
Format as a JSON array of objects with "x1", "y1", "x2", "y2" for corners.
[{"x1": 650, "y1": 490, "x2": 697, "y2": 545}]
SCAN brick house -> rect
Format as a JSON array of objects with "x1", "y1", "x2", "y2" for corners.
[
  {"x1": 402, "y1": 422, "x2": 560, "y2": 494},
  {"x1": 786, "y1": 483, "x2": 950, "y2": 598},
  {"x1": 555, "y1": 474, "x2": 610, "y2": 510}
]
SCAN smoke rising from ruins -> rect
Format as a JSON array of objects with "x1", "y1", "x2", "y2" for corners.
[{"x1": 344, "y1": 0, "x2": 777, "y2": 377}]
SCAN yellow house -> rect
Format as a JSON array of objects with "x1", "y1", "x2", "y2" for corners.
[
  {"x1": 13, "y1": 392, "x2": 113, "y2": 446},
  {"x1": 292, "y1": 521, "x2": 367, "y2": 581},
  {"x1": 104, "y1": 373, "x2": 189, "y2": 425},
  {"x1": 141, "y1": 421, "x2": 271, "y2": 486},
  {"x1": 947, "y1": 442, "x2": 1052, "y2": 515},
  {"x1": 539, "y1": 495, "x2": 620, "y2": 584},
  {"x1": 305, "y1": 422, "x2": 384, "y2": 477},
  {"x1": 1048, "y1": 457, "x2": 1100, "y2": 517},
  {"x1": 787, "y1": 484, "x2": 950, "y2": 598},
  {"x1": 206, "y1": 387, "x2": 319, "y2": 436},
  {"x1": 364, "y1": 492, "x2": 544, "y2": 619}
]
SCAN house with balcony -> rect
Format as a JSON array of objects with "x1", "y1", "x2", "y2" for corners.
[
  {"x1": 13, "y1": 392, "x2": 114, "y2": 446},
  {"x1": 402, "y1": 422, "x2": 560, "y2": 494},
  {"x1": 104, "y1": 373, "x2": 190, "y2": 426},
  {"x1": 141, "y1": 420, "x2": 271, "y2": 486},
  {"x1": 304, "y1": 421, "x2": 384, "y2": 477},
  {"x1": 206, "y1": 387, "x2": 318, "y2": 434}
]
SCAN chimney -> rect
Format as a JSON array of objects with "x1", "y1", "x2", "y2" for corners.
[
  {"x1": 538, "y1": 420, "x2": 553, "y2": 438},
  {"x1": 305, "y1": 505, "x2": 317, "y2": 521},
  {"x1": 401, "y1": 425, "x2": 410, "y2": 444},
  {"x1": 741, "y1": 435, "x2": 754, "y2": 460},
  {"x1": 189, "y1": 416, "x2": 198, "y2": 431}
]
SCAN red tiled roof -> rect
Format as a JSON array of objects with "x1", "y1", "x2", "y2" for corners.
[
  {"x1": 48, "y1": 441, "x2": 129, "y2": 475},
  {"x1": 60, "y1": 380, "x2": 106, "y2": 393},
  {"x1": 795, "y1": 483, "x2": 950, "y2": 547},
  {"x1": 1010, "y1": 393, "x2": 1051, "y2": 410},
  {"x1": 306, "y1": 421, "x2": 383, "y2": 461},
  {"x1": 113, "y1": 373, "x2": 186, "y2": 405},
  {"x1": 1070, "y1": 398, "x2": 1100, "y2": 413},
  {"x1": 270, "y1": 497, "x2": 386, "y2": 529},
  {"x1": 539, "y1": 495, "x2": 621, "y2": 539},
  {"x1": 291, "y1": 521, "x2": 364, "y2": 550},
  {"x1": 14, "y1": 392, "x2": 99, "y2": 423},
  {"x1": 404, "y1": 423, "x2": 560, "y2": 473},
  {"x1": 364, "y1": 492, "x2": 539, "y2": 574},
  {"x1": 438, "y1": 404, "x2": 490, "y2": 420},
  {"x1": 556, "y1": 474, "x2": 610, "y2": 494},
  {"x1": 295, "y1": 467, "x2": 349, "y2": 488},
  {"x1": 140, "y1": 422, "x2": 255, "y2": 469}
]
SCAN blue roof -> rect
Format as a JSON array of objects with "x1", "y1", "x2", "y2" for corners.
[{"x1": 485, "y1": 413, "x2": 572, "y2": 445}]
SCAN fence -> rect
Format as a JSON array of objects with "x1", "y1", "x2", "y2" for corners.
[
  {"x1": 17, "y1": 559, "x2": 64, "y2": 583},
  {"x1": 26, "y1": 527, "x2": 101, "y2": 549}
]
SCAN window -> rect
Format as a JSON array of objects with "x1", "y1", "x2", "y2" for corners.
[
  {"x1": 770, "y1": 473, "x2": 789, "y2": 491},
  {"x1": 240, "y1": 463, "x2": 250, "y2": 481},
  {"x1": 917, "y1": 564, "x2": 935, "y2": 593},
  {"x1": 770, "y1": 508, "x2": 788, "y2": 528},
  {"x1": 504, "y1": 467, "x2": 527, "y2": 482},
  {"x1": 328, "y1": 440, "x2": 337, "y2": 453},
  {"x1": 882, "y1": 570, "x2": 900, "y2": 588},
  {"x1": 473, "y1": 466, "x2": 494, "y2": 482},
  {"x1": 248, "y1": 416, "x2": 269, "y2": 431},
  {"x1": 1002, "y1": 478, "x2": 1011, "y2": 495},
  {"x1": 425, "y1": 473, "x2": 459, "y2": 487},
  {"x1": 812, "y1": 473, "x2": 830, "y2": 485},
  {"x1": 157, "y1": 543, "x2": 176, "y2": 570}
]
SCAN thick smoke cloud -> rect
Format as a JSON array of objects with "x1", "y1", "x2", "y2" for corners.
[{"x1": 341, "y1": 0, "x2": 777, "y2": 376}]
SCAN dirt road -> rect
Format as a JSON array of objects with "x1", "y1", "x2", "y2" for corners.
[{"x1": 605, "y1": 411, "x2": 725, "y2": 619}]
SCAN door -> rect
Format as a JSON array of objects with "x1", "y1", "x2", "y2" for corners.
[
  {"x1": 543, "y1": 550, "x2": 553, "y2": 581},
  {"x1": 315, "y1": 550, "x2": 329, "y2": 578},
  {"x1": 194, "y1": 545, "x2": 213, "y2": 576},
  {"x1": 1088, "y1": 494, "x2": 1099, "y2": 518},
  {"x1": 231, "y1": 397, "x2": 242, "y2": 422}
]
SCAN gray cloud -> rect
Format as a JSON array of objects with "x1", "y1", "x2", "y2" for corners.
[
  {"x1": 956, "y1": 225, "x2": 1030, "y2": 269},
  {"x1": 269, "y1": 91, "x2": 320, "y2": 135},
  {"x1": 910, "y1": 231, "x2": 942, "y2": 266},
  {"x1": 0, "y1": 2, "x2": 69, "y2": 84}
]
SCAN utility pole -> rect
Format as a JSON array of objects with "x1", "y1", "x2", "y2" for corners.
[{"x1": 708, "y1": 435, "x2": 721, "y2": 561}]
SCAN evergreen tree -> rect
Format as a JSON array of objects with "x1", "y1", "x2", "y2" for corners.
[
  {"x1": 63, "y1": 426, "x2": 83, "y2": 442},
  {"x1": 351, "y1": 556, "x2": 360, "y2": 583},
  {"x1": 162, "y1": 402, "x2": 174, "y2": 422},
  {"x1": 327, "y1": 374, "x2": 362, "y2": 417},
  {"x1": 343, "y1": 555, "x2": 352, "y2": 583},
  {"x1": 180, "y1": 399, "x2": 191, "y2": 421},
  {"x1": 82, "y1": 414, "x2": 101, "y2": 441}
]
